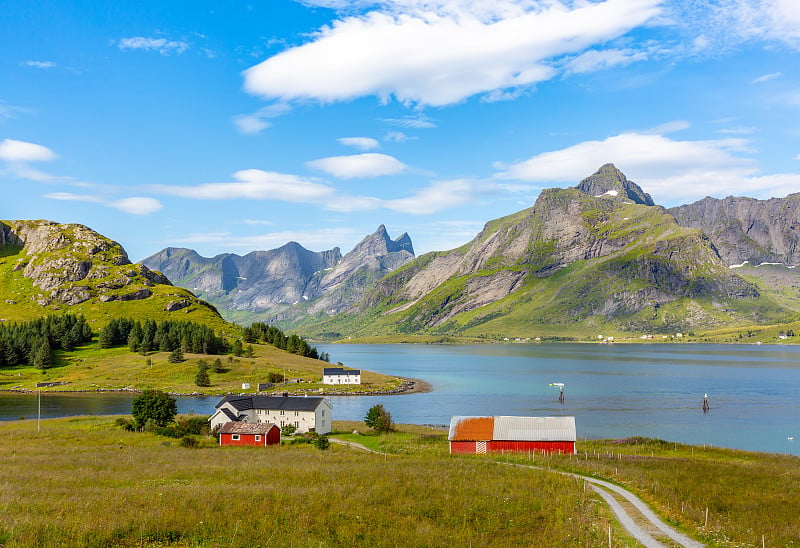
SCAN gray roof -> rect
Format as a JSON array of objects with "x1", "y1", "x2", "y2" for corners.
[
  {"x1": 216, "y1": 395, "x2": 328, "y2": 412},
  {"x1": 219, "y1": 422, "x2": 278, "y2": 435},
  {"x1": 448, "y1": 416, "x2": 576, "y2": 442},
  {"x1": 323, "y1": 367, "x2": 361, "y2": 376}
]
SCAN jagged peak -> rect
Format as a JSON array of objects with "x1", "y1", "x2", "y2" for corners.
[{"x1": 575, "y1": 164, "x2": 655, "y2": 206}]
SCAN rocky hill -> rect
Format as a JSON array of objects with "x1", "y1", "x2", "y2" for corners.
[
  {"x1": 0, "y1": 220, "x2": 223, "y2": 326},
  {"x1": 141, "y1": 225, "x2": 415, "y2": 323},
  {"x1": 300, "y1": 165, "x2": 792, "y2": 338},
  {"x1": 668, "y1": 194, "x2": 800, "y2": 266}
]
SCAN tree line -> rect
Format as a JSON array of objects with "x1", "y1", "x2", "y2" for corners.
[
  {"x1": 0, "y1": 314, "x2": 93, "y2": 369},
  {"x1": 242, "y1": 322, "x2": 329, "y2": 361},
  {"x1": 98, "y1": 318, "x2": 228, "y2": 355}
]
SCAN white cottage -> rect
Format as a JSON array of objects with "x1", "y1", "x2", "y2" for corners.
[
  {"x1": 209, "y1": 394, "x2": 332, "y2": 434},
  {"x1": 322, "y1": 367, "x2": 361, "y2": 385}
]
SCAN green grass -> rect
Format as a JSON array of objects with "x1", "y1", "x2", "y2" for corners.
[
  {"x1": 3, "y1": 418, "x2": 799, "y2": 546},
  {"x1": 0, "y1": 341, "x2": 406, "y2": 395},
  {"x1": 0, "y1": 417, "x2": 624, "y2": 547}
]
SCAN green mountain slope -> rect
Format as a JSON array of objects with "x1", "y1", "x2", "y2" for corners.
[
  {"x1": 296, "y1": 166, "x2": 793, "y2": 339},
  {"x1": 0, "y1": 220, "x2": 229, "y2": 332}
]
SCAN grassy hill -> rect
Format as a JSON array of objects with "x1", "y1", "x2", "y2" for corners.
[{"x1": 0, "y1": 341, "x2": 404, "y2": 395}]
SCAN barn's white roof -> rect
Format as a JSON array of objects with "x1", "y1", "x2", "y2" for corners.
[
  {"x1": 493, "y1": 416, "x2": 576, "y2": 442},
  {"x1": 449, "y1": 415, "x2": 576, "y2": 442}
]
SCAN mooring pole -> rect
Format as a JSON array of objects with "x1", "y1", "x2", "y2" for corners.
[{"x1": 703, "y1": 393, "x2": 710, "y2": 413}]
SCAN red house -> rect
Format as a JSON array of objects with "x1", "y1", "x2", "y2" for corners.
[
  {"x1": 219, "y1": 421, "x2": 280, "y2": 447},
  {"x1": 448, "y1": 416, "x2": 576, "y2": 455}
]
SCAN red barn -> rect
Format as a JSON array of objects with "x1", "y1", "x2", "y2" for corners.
[
  {"x1": 448, "y1": 416, "x2": 576, "y2": 455},
  {"x1": 219, "y1": 422, "x2": 280, "y2": 447}
]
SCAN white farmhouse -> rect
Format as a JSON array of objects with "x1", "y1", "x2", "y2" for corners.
[
  {"x1": 322, "y1": 367, "x2": 361, "y2": 385},
  {"x1": 209, "y1": 394, "x2": 332, "y2": 434}
]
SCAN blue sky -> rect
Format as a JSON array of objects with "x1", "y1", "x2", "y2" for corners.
[{"x1": 2, "y1": 0, "x2": 799, "y2": 261}]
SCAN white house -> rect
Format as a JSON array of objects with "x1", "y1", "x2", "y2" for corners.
[
  {"x1": 322, "y1": 367, "x2": 361, "y2": 385},
  {"x1": 209, "y1": 394, "x2": 332, "y2": 434}
]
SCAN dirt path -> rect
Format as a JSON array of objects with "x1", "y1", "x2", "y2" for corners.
[{"x1": 509, "y1": 463, "x2": 704, "y2": 547}]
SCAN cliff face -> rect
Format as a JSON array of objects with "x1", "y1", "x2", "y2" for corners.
[
  {"x1": 0, "y1": 220, "x2": 218, "y2": 320},
  {"x1": 142, "y1": 226, "x2": 415, "y2": 319},
  {"x1": 332, "y1": 165, "x2": 773, "y2": 335},
  {"x1": 668, "y1": 194, "x2": 800, "y2": 266}
]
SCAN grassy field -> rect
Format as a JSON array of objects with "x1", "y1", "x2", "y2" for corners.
[
  {"x1": 0, "y1": 416, "x2": 625, "y2": 547},
  {"x1": 0, "y1": 341, "x2": 406, "y2": 395},
  {"x1": 3, "y1": 417, "x2": 799, "y2": 546},
  {"x1": 500, "y1": 437, "x2": 800, "y2": 547}
]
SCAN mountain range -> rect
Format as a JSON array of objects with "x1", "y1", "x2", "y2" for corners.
[
  {"x1": 141, "y1": 225, "x2": 414, "y2": 325},
  {"x1": 5, "y1": 164, "x2": 800, "y2": 340}
]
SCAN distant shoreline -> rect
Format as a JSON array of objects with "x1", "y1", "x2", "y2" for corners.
[{"x1": 0, "y1": 375, "x2": 434, "y2": 398}]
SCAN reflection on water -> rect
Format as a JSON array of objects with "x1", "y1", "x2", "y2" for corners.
[{"x1": 1, "y1": 343, "x2": 798, "y2": 454}]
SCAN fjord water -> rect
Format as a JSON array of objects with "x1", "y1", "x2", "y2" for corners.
[
  {"x1": 317, "y1": 343, "x2": 800, "y2": 455},
  {"x1": 2, "y1": 343, "x2": 798, "y2": 454}
]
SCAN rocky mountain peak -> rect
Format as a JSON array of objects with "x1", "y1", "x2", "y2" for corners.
[
  {"x1": 575, "y1": 164, "x2": 655, "y2": 206},
  {"x1": 351, "y1": 225, "x2": 415, "y2": 257}
]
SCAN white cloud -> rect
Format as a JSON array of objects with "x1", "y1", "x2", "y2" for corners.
[
  {"x1": 384, "y1": 130, "x2": 414, "y2": 142},
  {"x1": 382, "y1": 114, "x2": 436, "y2": 129},
  {"x1": 233, "y1": 103, "x2": 292, "y2": 134},
  {"x1": 243, "y1": 0, "x2": 662, "y2": 107},
  {"x1": 307, "y1": 153, "x2": 407, "y2": 178},
  {"x1": 44, "y1": 192, "x2": 163, "y2": 215},
  {"x1": 44, "y1": 192, "x2": 104, "y2": 203},
  {"x1": 565, "y1": 48, "x2": 648, "y2": 74},
  {"x1": 495, "y1": 130, "x2": 762, "y2": 203},
  {"x1": 751, "y1": 71, "x2": 782, "y2": 83},
  {"x1": 338, "y1": 136, "x2": 380, "y2": 150},
  {"x1": 23, "y1": 61, "x2": 56, "y2": 69},
  {"x1": 718, "y1": 126, "x2": 758, "y2": 135},
  {"x1": 0, "y1": 138, "x2": 57, "y2": 162},
  {"x1": 0, "y1": 101, "x2": 29, "y2": 120},
  {"x1": 118, "y1": 37, "x2": 189, "y2": 55},
  {"x1": 673, "y1": 0, "x2": 800, "y2": 51},
  {"x1": 111, "y1": 197, "x2": 163, "y2": 215},
  {"x1": 386, "y1": 179, "x2": 476, "y2": 214},
  {"x1": 152, "y1": 169, "x2": 337, "y2": 202}
]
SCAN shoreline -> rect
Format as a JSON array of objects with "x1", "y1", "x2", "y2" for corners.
[{"x1": 0, "y1": 375, "x2": 434, "y2": 398}]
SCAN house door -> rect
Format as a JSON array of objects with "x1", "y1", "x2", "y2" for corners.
[{"x1": 476, "y1": 441, "x2": 487, "y2": 454}]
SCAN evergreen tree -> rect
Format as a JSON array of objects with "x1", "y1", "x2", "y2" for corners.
[
  {"x1": 31, "y1": 338, "x2": 52, "y2": 370},
  {"x1": 168, "y1": 348, "x2": 185, "y2": 363}
]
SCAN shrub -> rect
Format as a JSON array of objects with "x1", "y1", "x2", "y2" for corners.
[
  {"x1": 314, "y1": 436, "x2": 330, "y2": 451},
  {"x1": 281, "y1": 424, "x2": 297, "y2": 435},
  {"x1": 365, "y1": 404, "x2": 393, "y2": 433},
  {"x1": 132, "y1": 390, "x2": 177, "y2": 429},
  {"x1": 176, "y1": 415, "x2": 210, "y2": 436},
  {"x1": 179, "y1": 436, "x2": 200, "y2": 448}
]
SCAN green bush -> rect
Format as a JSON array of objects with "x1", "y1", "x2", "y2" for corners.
[
  {"x1": 314, "y1": 436, "x2": 330, "y2": 451},
  {"x1": 281, "y1": 424, "x2": 297, "y2": 435},
  {"x1": 179, "y1": 436, "x2": 200, "y2": 448}
]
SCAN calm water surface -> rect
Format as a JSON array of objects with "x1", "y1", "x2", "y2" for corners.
[{"x1": 2, "y1": 343, "x2": 798, "y2": 454}]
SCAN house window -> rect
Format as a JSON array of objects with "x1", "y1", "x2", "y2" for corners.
[
  {"x1": 294, "y1": 411, "x2": 299, "y2": 416},
  {"x1": 321, "y1": 410, "x2": 325, "y2": 417},
  {"x1": 232, "y1": 434, "x2": 240, "y2": 441},
  {"x1": 294, "y1": 421, "x2": 299, "y2": 428},
  {"x1": 280, "y1": 410, "x2": 284, "y2": 415},
  {"x1": 255, "y1": 435, "x2": 261, "y2": 441}
]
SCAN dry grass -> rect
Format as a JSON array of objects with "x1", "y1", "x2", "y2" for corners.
[
  {"x1": 512, "y1": 438, "x2": 800, "y2": 547},
  {"x1": 0, "y1": 416, "x2": 627, "y2": 547}
]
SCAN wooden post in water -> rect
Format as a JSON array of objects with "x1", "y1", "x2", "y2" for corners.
[{"x1": 703, "y1": 393, "x2": 710, "y2": 413}]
